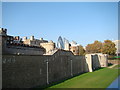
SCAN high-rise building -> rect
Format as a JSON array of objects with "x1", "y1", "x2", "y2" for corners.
[
  {"x1": 57, "y1": 36, "x2": 80, "y2": 55},
  {"x1": 57, "y1": 36, "x2": 64, "y2": 49},
  {"x1": 64, "y1": 38, "x2": 70, "y2": 51}
]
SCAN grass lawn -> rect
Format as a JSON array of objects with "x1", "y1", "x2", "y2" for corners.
[{"x1": 47, "y1": 67, "x2": 119, "y2": 88}]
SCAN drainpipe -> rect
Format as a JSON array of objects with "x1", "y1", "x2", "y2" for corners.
[
  {"x1": 71, "y1": 60, "x2": 73, "y2": 76},
  {"x1": 46, "y1": 60, "x2": 49, "y2": 84}
]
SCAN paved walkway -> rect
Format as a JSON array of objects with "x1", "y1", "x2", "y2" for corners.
[
  {"x1": 108, "y1": 64, "x2": 117, "y2": 68},
  {"x1": 107, "y1": 75, "x2": 120, "y2": 89}
]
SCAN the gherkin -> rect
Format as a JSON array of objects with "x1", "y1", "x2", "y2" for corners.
[{"x1": 57, "y1": 36, "x2": 64, "y2": 49}]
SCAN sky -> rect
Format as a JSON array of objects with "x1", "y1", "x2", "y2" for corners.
[{"x1": 2, "y1": 2, "x2": 118, "y2": 47}]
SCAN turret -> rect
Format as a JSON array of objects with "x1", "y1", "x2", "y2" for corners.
[
  {"x1": 30, "y1": 36, "x2": 34, "y2": 40},
  {"x1": 0, "y1": 28, "x2": 7, "y2": 54},
  {"x1": 23, "y1": 37, "x2": 27, "y2": 41},
  {"x1": 40, "y1": 38, "x2": 43, "y2": 41},
  {"x1": 0, "y1": 28, "x2": 7, "y2": 36}
]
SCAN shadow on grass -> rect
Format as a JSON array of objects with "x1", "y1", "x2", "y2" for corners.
[
  {"x1": 33, "y1": 67, "x2": 105, "y2": 89},
  {"x1": 34, "y1": 73, "x2": 85, "y2": 89},
  {"x1": 93, "y1": 67, "x2": 105, "y2": 72}
]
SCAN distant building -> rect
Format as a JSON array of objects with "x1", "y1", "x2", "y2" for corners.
[
  {"x1": 14, "y1": 36, "x2": 20, "y2": 40},
  {"x1": 23, "y1": 36, "x2": 57, "y2": 55},
  {"x1": 40, "y1": 40, "x2": 56, "y2": 54},
  {"x1": 113, "y1": 40, "x2": 120, "y2": 55},
  {"x1": 57, "y1": 36, "x2": 80, "y2": 55},
  {"x1": 23, "y1": 36, "x2": 48, "y2": 47},
  {"x1": 64, "y1": 38, "x2": 70, "y2": 51},
  {"x1": 70, "y1": 46, "x2": 79, "y2": 55},
  {"x1": 70, "y1": 41, "x2": 79, "y2": 55},
  {"x1": 57, "y1": 36, "x2": 64, "y2": 49},
  {"x1": 0, "y1": 28, "x2": 46, "y2": 55},
  {"x1": 57, "y1": 36, "x2": 70, "y2": 50},
  {"x1": 70, "y1": 40, "x2": 77, "y2": 46},
  {"x1": 1, "y1": 28, "x2": 83, "y2": 56}
]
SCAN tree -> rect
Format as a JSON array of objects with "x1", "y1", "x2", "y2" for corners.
[
  {"x1": 79, "y1": 45, "x2": 85, "y2": 55},
  {"x1": 101, "y1": 40, "x2": 116, "y2": 55},
  {"x1": 85, "y1": 44, "x2": 93, "y2": 54},
  {"x1": 93, "y1": 41, "x2": 102, "y2": 53},
  {"x1": 85, "y1": 40, "x2": 102, "y2": 54}
]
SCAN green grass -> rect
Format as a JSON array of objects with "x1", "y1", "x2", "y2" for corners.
[{"x1": 47, "y1": 67, "x2": 119, "y2": 88}]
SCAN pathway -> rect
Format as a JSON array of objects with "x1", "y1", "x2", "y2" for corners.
[
  {"x1": 107, "y1": 75, "x2": 120, "y2": 89},
  {"x1": 108, "y1": 64, "x2": 117, "y2": 68}
]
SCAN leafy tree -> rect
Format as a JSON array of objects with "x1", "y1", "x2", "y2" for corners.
[
  {"x1": 85, "y1": 44, "x2": 93, "y2": 54},
  {"x1": 85, "y1": 40, "x2": 102, "y2": 54},
  {"x1": 93, "y1": 41, "x2": 102, "y2": 53},
  {"x1": 101, "y1": 40, "x2": 116, "y2": 55},
  {"x1": 79, "y1": 45, "x2": 85, "y2": 55}
]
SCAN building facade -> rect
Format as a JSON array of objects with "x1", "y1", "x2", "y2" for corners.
[
  {"x1": 40, "y1": 40, "x2": 56, "y2": 54},
  {"x1": 0, "y1": 28, "x2": 46, "y2": 55},
  {"x1": 23, "y1": 36, "x2": 48, "y2": 47},
  {"x1": 70, "y1": 46, "x2": 79, "y2": 55},
  {"x1": 113, "y1": 40, "x2": 120, "y2": 55}
]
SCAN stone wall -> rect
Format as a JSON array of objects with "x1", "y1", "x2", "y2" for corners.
[
  {"x1": 2, "y1": 50, "x2": 108, "y2": 88},
  {"x1": 0, "y1": 35, "x2": 2, "y2": 90},
  {"x1": 2, "y1": 55, "x2": 48, "y2": 88},
  {"x1": 108, "y1": 60, "x2": 120, "y2": 64},
  {"x1": 83, "y1": 54, "x2": 106, "y2": 72},
  {"x1": 3, "y1": 45, "x2": 45, "y2": 55}
]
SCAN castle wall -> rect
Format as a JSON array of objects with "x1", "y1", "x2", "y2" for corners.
[
  {"x1": 0, "y1": 35, "x2": 2, "y2": 90},
  {"x1": 85, "y1": 54, "x2": 93, "y2": 72},
  {"x1": 108, "y1": 60, "x2": 120, "y2": 64},
  {"x1": 2, "y1": 50, "x2": 108, "y2": 88},
  {"x1": 92, "y1": 55, "x2": 101, "y2": 70},
  {"x1": 92, "y1": 54, "x2": 108, "y2": 69},
  {"x1": 3, "y1": 45, "x2": 45, "y2": 55},
  {"x1": 0, "y1": 32, "x2": 46, "y2": 55},
  {"x1": 2, "y1": 55, "x2": 48, "y2": 88}
]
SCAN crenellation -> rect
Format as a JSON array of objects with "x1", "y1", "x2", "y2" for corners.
[{"x1": 0, "y1": 28, "x2": 7, "y2": 36}]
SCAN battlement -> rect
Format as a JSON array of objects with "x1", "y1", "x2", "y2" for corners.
[{"x1": 0, "y1": 28, "x2": 7, "y2": 35}]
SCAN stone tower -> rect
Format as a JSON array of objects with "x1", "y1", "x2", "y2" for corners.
[{"x1": 0, "y1": 28, "x2": 7, "y2": 54}]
